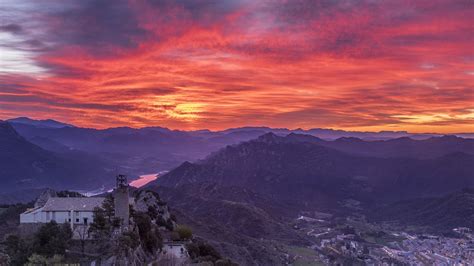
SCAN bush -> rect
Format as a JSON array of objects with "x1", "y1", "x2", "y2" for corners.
[
  {"x1": 215, "y1": 259, "x2": 239, "y2": 266},
  {"x1": 27, "y1": 254, "x2": 47, "y2": 265},
  {"x1": 26, "y1": 254, "x2": 64, "y2": 265},
  {"x1": 176, "y1": 225, "x2": 193, "y2": 240},
  {"x1": 170, "y1": 231, "x2": 180, "y2": 241},
  {"x1": 186, "y1": 241, "x2": 222, "y2": 262}
]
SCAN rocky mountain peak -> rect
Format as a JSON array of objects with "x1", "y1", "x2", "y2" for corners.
[{"x1": 256, "y1": 132, "x2": 281, "y2": 143}]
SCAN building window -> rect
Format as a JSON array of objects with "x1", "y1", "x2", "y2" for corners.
[
  {"x1": 83, "y1": 218, "x2": 88, "y2": 225},
  {"x1": 76, "y1": 218, "x2": 79, "y2": 223}
]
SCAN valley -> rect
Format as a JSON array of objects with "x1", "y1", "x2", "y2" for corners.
[
  {"x1": 0, "y1": 117, "x2": 472, "y2": 265},
  {"x1": 150, "y1": 184, "x2": 474, "y2": 264}
]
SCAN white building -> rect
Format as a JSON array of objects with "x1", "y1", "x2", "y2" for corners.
[
  {"x1": 20, "y1": 175, "x2": 134, "y2": 241},
  {"x1": 159, "y1": 242, "x2": 190, "y2": 265},
  {"x1": 20, "y1": 197, "x2": 105, "y2": 229}
]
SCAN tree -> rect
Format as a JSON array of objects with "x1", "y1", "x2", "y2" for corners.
[
  {"x1": 117, "y1": 231, "x2": 140, "y2": 254},
  {"x1": 32, "y1": 221, "x2": 72, "y2": 257},
  {"x1": 155, "y1": 216, "x2": 175, "y2": 231},
  {"x1": 133, "y1": 212, "x2": 163, "y2": 253},
  {"x1": 134, "y1": 212, "x2": 152, "y2": 239},
  {"x1": 176, "y1": 225, "x2": 193, "y2": 240},
  {"x1": 61, "y1": 222, "x2": 73, "y2": 239},
  {"x1": 76, "y1": 225, "x2": 89, "y2": 255},
  {"x1": 4, "y1": 234, "x2": 30, "y2": 266},
  {"x1": 102, "y1": 194, "x2": 115, "y2": 222},
  {"x1": 89, "y1": 207, "x2": 111, "y2": 238}
]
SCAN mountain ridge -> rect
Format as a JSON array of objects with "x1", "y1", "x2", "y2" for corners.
[
  {"x1": 0, "y1": 121, "x2": 113, "y2": 193},
  {"x1": 153, "y1": 133, "x2": 474, "y2": 206},
  {"x1": 370, "y1": 189, "x2": 474, "y2": 232},
  {"x1": 6, "y1": 117, "x2": 473, "y2": 139},
  {"x1": 7, "y1": 117, "x2": 74, "y2": 128}
]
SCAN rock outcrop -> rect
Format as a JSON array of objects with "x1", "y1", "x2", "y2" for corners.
[{"x1": 134, "y1": 190, "x2": 176, "y2": 230}]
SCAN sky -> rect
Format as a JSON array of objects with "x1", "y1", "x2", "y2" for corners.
[{"x1": 0, "y1": 0, "x2": 473, "y2": 133}]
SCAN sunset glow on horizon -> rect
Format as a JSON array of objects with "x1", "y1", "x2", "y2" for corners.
[{"x1": 0, "y1": 0, "x2": 473, "y2": 133}]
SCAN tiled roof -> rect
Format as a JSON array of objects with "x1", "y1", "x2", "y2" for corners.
[{"x1": 42, "y1": 197, "x2": 105, "y2": 211}]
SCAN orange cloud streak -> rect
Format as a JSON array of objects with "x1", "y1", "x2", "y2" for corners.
[{"x1": 0, "y1": 0, "x2": 473, "y2": 133}]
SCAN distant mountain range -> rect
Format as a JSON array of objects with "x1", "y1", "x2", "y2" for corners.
[
  {"x1": 7, "y1": 117, "x2": 74, "y2": 128},
  {"x1": 1, "y1": 117, "x2": 472, "y2": 196},
  {"x1": 153, "y1": 133, "x2": 474, "y2": 206},
  {"x1": 0, "y1": 121, "x2": 114, "y2": 193},
  {"x1": 285, "y1": 133, "x2": 474, "y2": 159},
  {"x1": 5, "y1": 117, "x2": 473, "y2": 181}
]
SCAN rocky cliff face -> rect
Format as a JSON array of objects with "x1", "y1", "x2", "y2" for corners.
[
  {"x1": 95, "y1": 190, "x2": 173, "y2": 265},
  {"x1": 134, "y1": 190, "x2": 176, "y2": 230}
]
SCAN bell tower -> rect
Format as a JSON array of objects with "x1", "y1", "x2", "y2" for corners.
[{"x1": 114, "y1": 174, "x2": 130, "y2": 226}]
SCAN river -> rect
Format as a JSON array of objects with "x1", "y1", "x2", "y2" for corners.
[{"x1": 130, "y1": 171, "x2": 168, "y2": 188}]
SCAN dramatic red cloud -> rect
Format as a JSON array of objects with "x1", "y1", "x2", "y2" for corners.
[{"x1": 0, "y1": 0, "x2": 473, "y2": 133}]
